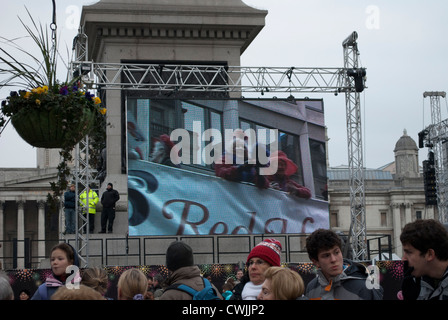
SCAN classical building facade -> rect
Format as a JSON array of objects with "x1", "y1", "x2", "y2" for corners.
[
  {"x1": 328, "y1": 130, "x2": 435, "y2": 259},
  {"x1": 0, "y1": 150, "x2": 60, "y2": 269}
]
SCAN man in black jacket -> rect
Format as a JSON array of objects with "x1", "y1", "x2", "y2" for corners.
[
  {"x1": 100, "y1": 183, "x2": 120, "y2": 233},
  {"x1": 63, "y1": 184, "x2": 76, "y2": 234}
]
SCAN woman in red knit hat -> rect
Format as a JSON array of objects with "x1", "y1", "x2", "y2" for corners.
[{"x1": 230, "y1": 239, "x2": 282, "y2": 300}]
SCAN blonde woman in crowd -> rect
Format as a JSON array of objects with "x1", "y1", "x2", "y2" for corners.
[
  {"x1": 51, "y1": 285, "x2": 105, "y2": 300},
  {"x1": 257, "y1": 267, "x2": 306, "y2": 300},
  {"x1": 81, "y1": 267, "x2": 110, "y2": 299},
  {"x1": 117, "y1": 268, "x2": 148, "y2": 300}
]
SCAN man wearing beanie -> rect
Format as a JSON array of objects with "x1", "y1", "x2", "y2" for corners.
[
  {"x1": 160, "y1": 241, "x2": 223, "y2": 300},
  {"x1": 100, "y1": 183, "x2": 120, "y2": 233},
  {"x1": 230, "y1": 239, "x2": 282, "y2": 300}
]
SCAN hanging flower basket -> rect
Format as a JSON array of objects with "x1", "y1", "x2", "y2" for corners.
[
  {"x1": 3, "y1": 85, "x2": 106, "y2": 149},
  {"x1": 11, "y1": 105, "x2": 95, "y2": 149}
]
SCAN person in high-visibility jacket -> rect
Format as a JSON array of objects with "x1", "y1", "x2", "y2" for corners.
[{"x1": 79, "y1": 185, "x2": 99, "y2": 233}]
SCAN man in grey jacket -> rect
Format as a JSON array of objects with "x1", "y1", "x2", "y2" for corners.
[
  {"x1": 305, "y1": 228, "x2": 383, "y2": 300},
  {"x1": 400, "y1": 219, "x2": 448, "y2": 300}
]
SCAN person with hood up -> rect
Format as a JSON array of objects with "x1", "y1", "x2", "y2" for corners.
[
  {"x1": 305, "y1": 228, "x2": 383, "y2": 300},
  {"x1": 31, "y1": 243, "x2": 80, "y2": 300}
]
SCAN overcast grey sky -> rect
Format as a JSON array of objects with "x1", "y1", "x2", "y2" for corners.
[{"x1": 1, "y1": 0, "x2": 447, "y2": 169}]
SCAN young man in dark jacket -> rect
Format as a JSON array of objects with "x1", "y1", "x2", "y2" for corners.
[
  {"x1": 100, "y1": 183, "x2": 120, "y2": 233},
  {"x1": 63, "y1": 184, "x2": 76, "y2": 234},
  {"x1": 305, "y1": 228, "x2": 383, "y2": 300}
]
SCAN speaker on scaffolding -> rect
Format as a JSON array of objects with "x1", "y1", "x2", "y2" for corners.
[{"x1": 423, "y1": 155, "x2": 437, "y2": 206}]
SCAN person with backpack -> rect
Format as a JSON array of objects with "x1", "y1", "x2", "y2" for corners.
[{"x1": 159, "y1": 241, "x2": 222, "y2": 300}]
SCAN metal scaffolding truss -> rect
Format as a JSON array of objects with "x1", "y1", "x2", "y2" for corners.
[
  {"x1": 342, "y1": 32, "x2": 367, "y2": 261},
  {"x1": 71, "y1": 27, "x2": 98, "y2": 267},
  {"x1": 72, "y1": 136, "x2": 96, "y2": 267},
  {"x1": 71, "y1": 62, "x2": 362, "y2": 95},
  {"x1": 71, "y1": 31, "x2": 367, "y2": 263},
  {"x1": 422, "y1": 91, "x2": 448, "y2": 223}
]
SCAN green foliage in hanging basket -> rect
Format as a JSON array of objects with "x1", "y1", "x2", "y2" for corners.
[{"x1": 4, "y1": 84, "x2": 104, "y2": 149}]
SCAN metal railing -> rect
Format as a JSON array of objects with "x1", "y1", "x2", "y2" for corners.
[
  {"x1": 366, "y1": 234, "x2": 393, "y2": 261},
  {"x1": 0, "y1": 233, "x2": 394, "y2": 270}
]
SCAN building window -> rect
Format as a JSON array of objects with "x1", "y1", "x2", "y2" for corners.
[
  {"x1": 127, "y1": 98, "x2": 223, "y2": 171},
  {"x1": 415, "y1": 210, "x2": 422, "y2": 220},
  {"x1": 330, "y1": 211, "x2": 339, "y2": 228},
  {"x1": 309, "y1": 139, "x2": 327, "y2": 200},
  {"x1": 182, "y1": 102, "x2": 223, "y2": 168},
  {"x1": 127, "y1": 99, "x2": 178, "y2": 162},
  {"x1": 240, "y1": 119, "x2": 304, "y2": 186},
  {"x1": 380, "y1": 211, "x2": 388, "y2": 227}
]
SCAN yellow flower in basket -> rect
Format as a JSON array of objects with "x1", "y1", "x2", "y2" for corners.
[{"x1": 93, "y1": 96, "x2": 101, "y2": 105}]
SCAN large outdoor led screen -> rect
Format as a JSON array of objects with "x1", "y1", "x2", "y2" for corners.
[{"x1": 127, "y1": 99, "x2": 329, "y2": 236}]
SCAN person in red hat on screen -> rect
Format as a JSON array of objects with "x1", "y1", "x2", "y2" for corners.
[
  {"x1": 230, "y1": 238, "x2": 282, "y2": 300},
  {"x1": 267, "y1": 151, "x2": 311, "y2": 199}
]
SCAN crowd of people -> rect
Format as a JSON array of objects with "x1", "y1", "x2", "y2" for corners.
[{"x1": 1, "y1": 218, "x2": 447, "y2": 301}]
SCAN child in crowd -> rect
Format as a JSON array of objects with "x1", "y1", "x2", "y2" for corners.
[{"x1": 31, "y1": 243, "x2": 80, "y2": 300}]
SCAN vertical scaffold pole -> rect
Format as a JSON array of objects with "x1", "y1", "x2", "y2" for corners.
[
  {"x1": 71, "y1": 26, "x2": 95, "y2": 267},
  {"x1": 342, "y1": 32, "x2": 367, "y2": 261}
]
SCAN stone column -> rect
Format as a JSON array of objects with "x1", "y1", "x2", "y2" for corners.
[
  {"x1": 391, "y1": 203, "x2": 402, "y2": 256},
  {"x1": 105, "y1": 89, "x2": 123, "y2": 183},
  {"x1": 17, "y1": 200, "x2": 25, "y2": 269},
  {"x1": 223, "y1": 100, "x2": 239, "y2": 130},
  {"x1": 404, "y1": 202, "x2": 413, "y2": 224},
  {"x1": 428, "y1": 205, "x2": 435, "y2": 220},
  {"x1": 299, "y1": 123, "x2": 315, "y2": 197},
  {"x1": 37, "y1": 201, "x2": 46, "y2": 262},
  {"x1": 0, "y1": 201, "x2": 4, "y2": 269}
]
